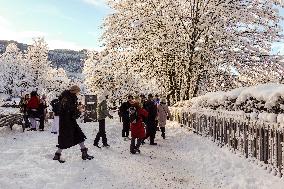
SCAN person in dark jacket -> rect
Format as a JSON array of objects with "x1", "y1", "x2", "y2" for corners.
[
  {"x1": 119, "y1": 95, "x2": 133, "y2": 139},
  {"x1": 143, "y1": 94, "x2": 158, "y2": 145},
  {"x1": 38, "y1": 94, "x2": 48, "y2": 131},
  {"x1": 93, "y1": 95, "x2": 113, "y2": 148},
  {"x1": 53, "y1": 85, "x2": 94, "y2": 163},
  {"x1": 20, "y1": 94, "x2": 30, "y2": 128}
]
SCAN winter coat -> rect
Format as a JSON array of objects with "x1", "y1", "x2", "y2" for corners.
[
  {"x1": 57, "y1": 90, "x2": 86, "y2": 149},
  {"x1": 119, "y1": 101, "x2": 132, "y2": 122},
  {"x1": 97, "y1": 100, "x2": 111, "y2": 120},
  {"x1": 143, "y1": 100, "x2": 157, "y2": 122},
  {"x1": 27, "y1": 96, "x2": 40, "y2": 109},
  {"x1": 130, "y1": 105, "x2": 148, "y2": 139},
  {"x1": 157, "y1": 103, "x2": 171, "y2": 127},
  {"x1": 27, "y1": 96, "x2": 40, "y2": 118}
]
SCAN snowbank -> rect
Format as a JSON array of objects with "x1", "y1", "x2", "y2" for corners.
[{"x1": 174, "y1": 83, "x2": 284, "y2": 123}]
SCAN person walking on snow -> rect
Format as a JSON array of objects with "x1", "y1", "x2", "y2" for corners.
[
  {"x1": 119, "y1": 95, "x2": 133, "y2": 140},
  {"x1": 157, "y1": 98, "x2": 171, "y2": 139},
  {"x1": 93, "y1": 95, "x2": 113, "y2": 148},
  {"x1": 53, "y1": 85, "x2": 94, "y2": 163},
  {"x1": 130, "y1": 96, "x2": 148, "y2": 154},
  {"x1": 143, "y1": 94, "x2": 158, "y2": 145}
]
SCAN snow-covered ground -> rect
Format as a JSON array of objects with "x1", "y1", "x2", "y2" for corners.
[{"x1": 1, "y1": 116, "x2": 284, "y2": 189}]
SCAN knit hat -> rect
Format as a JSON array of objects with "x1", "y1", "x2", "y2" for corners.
[{"x1": 70, "y1": 85, "x2": 81, "y2": 94}]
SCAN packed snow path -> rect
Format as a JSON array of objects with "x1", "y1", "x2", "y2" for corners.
[{"x1": 1, "y1": 117, "x2": 284, "y2": 189}]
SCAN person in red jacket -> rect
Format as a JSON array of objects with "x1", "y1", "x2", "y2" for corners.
[
  {"x1": 27, "y1": 91, "x2": 40, "y2": 131},
  {"x1": 130, "y1": 96, "x2": 148, "y2": 154}
]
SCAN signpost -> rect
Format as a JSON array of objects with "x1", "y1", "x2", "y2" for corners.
[{"x1": 84, "y1": 95, "x2": 97, "y2": 122}]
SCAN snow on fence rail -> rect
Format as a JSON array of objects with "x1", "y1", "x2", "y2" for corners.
[{"x1": 171, "y1": 107, "x2": 284, "y2": 177}]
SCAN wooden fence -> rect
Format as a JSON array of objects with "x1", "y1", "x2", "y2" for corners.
[{"x1": 171, "y1": 108, "x2": 284, "y2": 177}]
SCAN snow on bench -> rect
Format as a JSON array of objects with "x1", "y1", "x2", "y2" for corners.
[{"x1": 0, "y1": 114, "x2": 24, "y2": 132}]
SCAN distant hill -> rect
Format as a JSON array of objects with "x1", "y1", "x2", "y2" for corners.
[{"x1": 0, "y1": 40, "x2": 87, "y2": 74}]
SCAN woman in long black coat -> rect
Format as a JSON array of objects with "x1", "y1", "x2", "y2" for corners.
[{"x1": 53, "y1": 85, "x2": 94, "y2": 163}]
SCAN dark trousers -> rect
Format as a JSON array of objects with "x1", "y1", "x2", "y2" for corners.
[
  {"x1": 144, "y1": 120, "x2": 157, "y2": 144},
  {"x1": 94, "y1": 119, "x2": 107, "y2": 145},
  {"x1": 23, "y1": 114, "x2": 30, "y2": 128},
  {"x1": 122, "y1": 120, "x2": 130, "y2": 137},
  {"x1": 39, "y1": 116, "x2": 44, "y2": 130},
  {"x1": 155, "y1": 120, "x2": 160, "y2": 131},
  {"x1": 160, "y1": 127, "x2": 165, "y2": 138},
  {"x1": 130, "y1": 138, "x2": 142, "y2": 152}
]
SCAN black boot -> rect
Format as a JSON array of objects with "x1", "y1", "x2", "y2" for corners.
[
  {"x1": 135, "y1": 148, "x2": 140, "y2": 153},
  {"x1": 102, "y1": 143, "x2": 110, "y2": 147},
  {"x1": 130, "y1": 146, "x2": 136, "y2": 154},
  {"x1": 93, "y1": 143, "x2": 101, "y2": 148},
  {"x1": 53, "y1": 152, "x2": 65, "y2": 163},
  {"x1": 81, "y1": 148, "x2": 94, "y2": 160}
]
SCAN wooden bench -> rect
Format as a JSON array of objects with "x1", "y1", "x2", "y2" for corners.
[{"x1": 0, "y1": 114, "x2": 25, "y2": 132}]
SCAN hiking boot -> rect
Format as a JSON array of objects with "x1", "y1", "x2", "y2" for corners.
[
  {"x1": 81, "y1": 148, "x2": 94, "y2": 160},
  {"x1": 93, "y1": 143, "x2": 101, "y2": 148},
  {"x1": 102, "y1": 144, "x2": 110, "y2": 147},
  {"x1": 135, "y1": 148, "x2": 141, "y2": 153},
  {"x1": 53, "y1": 152, "x2": 65, "y2": 163}
]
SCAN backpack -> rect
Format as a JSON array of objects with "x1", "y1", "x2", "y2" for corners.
[{"x1": 128, "y1": 106, "x2": 138, "y2": 123}]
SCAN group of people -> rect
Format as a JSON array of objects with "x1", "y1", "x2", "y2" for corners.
[
  {"x1": 20, "y1": 85, "x2": 171, "y2": 163},
  {"x1": 119, "y1": 94, "x2": 171, "y2": 154},
  {"x1": 19, "y1": 91, "x2": 48, "y2": 131}
]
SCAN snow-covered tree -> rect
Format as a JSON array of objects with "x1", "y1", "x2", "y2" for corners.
[
  {"x1": 25, "y1": 38, "x2": 51, "y2": 93},
  {"x1": 0, "y1": 38, "x2": 71, "y2": 98},
  {"x1": 102, "y1": 0, "x2": 284, "y2": 104},
  {"x1": 44, "y1": 67, "x2": 70, "y2": 100},
  {"x1": 83, "y1": 50, "x2": 118, "y2": 98},
  {"x1": 83, "y1": 50, "x2": 160, "y2": 100},
  {"x1": 0, "y1": 43, "x2": 29, "y2": 96}
]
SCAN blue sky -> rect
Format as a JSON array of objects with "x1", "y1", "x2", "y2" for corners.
[
  {"x1": 0, "y1": 0, "x2": 283, "y2": 53},
  {"x1": 0, "y1": 0, "x2": 112, "y2": 50}
]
